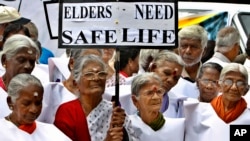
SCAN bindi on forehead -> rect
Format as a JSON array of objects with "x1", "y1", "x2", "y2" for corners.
[
  {"x1": 33, "y1": 92, "x2": 38, "y2": 97},
  {"x1": 153, "y1": 86, "x2": 157, "y2": 91},
  {"x1": 172, "y1": 68, "x2": 179, "y2": 76},
  {"x1": 27, "y1": 49, "x2": 33, "y2": 54}
]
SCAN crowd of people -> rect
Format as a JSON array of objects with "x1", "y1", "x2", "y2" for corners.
[{"x1": 1, "y1": 4, "x2": 250, "y2": 141}]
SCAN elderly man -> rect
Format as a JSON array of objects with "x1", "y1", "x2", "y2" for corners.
[
  {"x1": 205, "y1": 26, "x2": 240, "y2": 67},
  {"x1": 170, "y1": 25, "x2": 208, "y2": 99}
]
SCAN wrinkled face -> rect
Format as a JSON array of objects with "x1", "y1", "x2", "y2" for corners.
[
  {"x1": 197, "y1": 68, "x2": 220, "y2": 102},
  {"x1": 133, "y1": 79, "x2": 164, "y2": 113},
  {"x1": 102, "y1": 48, "x2": 115, "y2": 63},
  {"x1": 220, "y1": 71, "x2": 248, "y2": 102},
  {"x1": 11, "y1": 84, "x2": 43, "y2": 125},
  {"x1": 178, "y1": 38, "x2": 204, "y2": 66},
  {"x1": 77, "y1": 61, "x2": 107, "y2": 97},
  {"x1": 152, "y1": 61, "x2": 183, "y2": 92},
  {"x1": 4, "y1": 48, "x2": 37, "y2": 78}
]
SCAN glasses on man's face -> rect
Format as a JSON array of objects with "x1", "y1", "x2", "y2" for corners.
[
  {"x1": 141, "y1": 88, "x2": 165, "y2": 97},
  {"x1": 81, "y1": 71, "x2": 107, "y2": 80},
  {"x1": 199, "y1": 79, "x2": 217, "y2": 86},
  {"x1": 221, "y1": 79, "x2": 246, "y2": 88}
]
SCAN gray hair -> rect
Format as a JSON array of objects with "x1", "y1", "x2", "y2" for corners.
[
  {"x1": 178, "y1": 25, "x2": 208, "y2": 48},
  {"x1": 8, "y1": 73, "x2": 43, "y2": 103},
  {"x1": 73, "y1": 54, "x2": 107, "y2": 82},
  {"x1": 131, "y1": 72, "x2": 162, "y2": 97},
  {"x1": 219, "y1": 63, "x2": 248, "y2": 84},
  {"x1": 152, "y1": 50, "x2": 184, "y2": 68},
  {"x1": 215, "y1": 26, "x2": 240, "y2": 53},
  {"x1": 197, "y1": 62, "x2": 223, "y2": 79},
  {"x1": 0, "y1": 34, "x2": 40, "y2": 60},
  {"x1": 139, "y1": 49, "x2": 160, "y2": 71}
]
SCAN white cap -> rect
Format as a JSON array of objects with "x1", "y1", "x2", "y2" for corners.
[{"x1": 0, "y1": 6, "x2": 30, "y2": 24}]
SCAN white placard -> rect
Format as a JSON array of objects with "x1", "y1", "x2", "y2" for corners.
[{"x1": 59, "y1": 2, "x2": 177, "y2": 47}]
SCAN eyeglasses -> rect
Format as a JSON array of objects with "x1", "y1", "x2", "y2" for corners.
[
  {"x1": 221, "y1": 79, "x2": 246, "y2": 88},
  {"x1": 199, "y1": 79, "x2": 217, "y2": 86},
  {"x1": 141, "y1": 88, "x2": 165, "y2": 97},
  {"x1": 81, "y1": 71, "x2": 107, "y2": 80}
]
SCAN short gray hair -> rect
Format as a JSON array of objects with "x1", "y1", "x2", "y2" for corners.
[
  {"x1": 131, "y1": 72, "x2": 162, "y2": 97},
  {"x1": 215, "y1": 26, "x2": 240, "y2": 53},
  {"x1": 197, "y1": 62, "x2": 222, "y2": 79},
  {"x1": 178, "y1": 25, "x2": 208, "y2": 49},
  {"x1": 8, "y1": 73, "x2": 43, "y2": 103},
  {"x1": 73, "y1": 54, "x2": 107, "y2": 82},
  {"x1": 152, "y1": 50, "x2": 184, "y2": 68},
  {"x1": 219, "y1": 63, "x2": 248, "y2": 84},
  {"x1": 0, "y1": 34, "x2": 40, "y2": 60}
]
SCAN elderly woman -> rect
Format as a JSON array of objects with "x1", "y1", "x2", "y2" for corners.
[
  {"x1": 54, "y1": 55, "x2": 137, "y2": 141},
  {"x1": 129, "y1": 72, "x2": 185, "y2": 141},
  {"x1": 0, "y1": 34, "x2": 39, "y2": 118},
  {"x1": 0, "y1": 73, "x2": 71, "y2": 141},
  {"x1": 148, "y1": 50, "x2": 184, "y2": 117},
  {"x1": 37, "y1": 48, "x2": 103, "y2": 123},
  {"x1": 196, "y1": 62, "x2": 222, "y2": 102},
  {"x1": 184, "y1": 63, "x2": 250, "y2": 141},
  {"x1": 0, "y1": 34, "x2": 39, "y2": 91}
]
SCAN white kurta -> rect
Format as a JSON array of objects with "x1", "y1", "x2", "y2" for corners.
[
  {"x1": 163, "y1": 91, "x2": 187, "y2": 118},
  {"x1": 37, "y1": 82, "x2": 77, "y2": 123},
  {"x1": 48, "y1": 57, "x2": 70, "y2": 82},
  {"x1": 103, "y1": 85, "x2": 137, "y2": 115},
  {"x1": 129, "y1": 114, "x2": 185, "y2": 141},
  {"x1": 31, "y1": 63, "x2": 49, "y2": 84},
  {"x1": 0, "y1": 119, "x2": 71, "y2": 141},
  {"x1": 170, "y1": 77, "x2": 199, "y2": 99},
  {"x1": 184, "y1": 100, "x2": 250, "y2": 141},
  {"x1": 0, "y1": 87, "x2": 11, "y2": 118},
  {"x1": 204, "y1": 52, "x2": 230, "y2": 67}
]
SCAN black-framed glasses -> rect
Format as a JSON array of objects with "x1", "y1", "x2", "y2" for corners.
[
  {"x1": 141, "y1": 88, "x2": 165, "y2": 97},
  {"x1": 199, "y1": 79, "x2": 217, "y2": 86},
  {"x1": 221, "y1": 79, "x2": 246, "y2": 88},
  {"x1": 81, "y1": 71, "x2": 107, "y2": 80}
]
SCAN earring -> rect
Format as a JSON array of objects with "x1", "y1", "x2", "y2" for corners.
[
  {"x1": 3, "y1": 64, "x2": 6, "y2": 68},
  {"x1": 9, "y1": 106, "x2": 13, "y2": 110}
]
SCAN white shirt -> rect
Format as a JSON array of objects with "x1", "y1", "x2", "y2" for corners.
[
  {"x1": 205, "y1": 52, "x2": 230, "y2": 67},
  {"x1": 129, "y1": 114, "x2": 185, "y2": 141},
  {"x1": 37, "y1": 82, "x2": 77, "y2": 123},
  {"x1": 103, "y1": 85, "x2": 137, "y2": 115},
  {"x1": 48, "y1": 57, "x2": 70, "y2": 82},
  {"x1": 0, "y1": 119, "x2": 71, "y2": 141},
  {"x1": 170, "y1": 77, "x2": 199, "y2": 99},
  {"x1": 184, "y1": 100, "x2": 250, "y2": 141},
  {"x1": 0, "y1": 87, "x2": 10, "y2": 118},
  {"x1": 163, "y1": 91, "x2": 187, "y2": 118}
]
